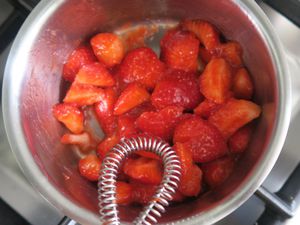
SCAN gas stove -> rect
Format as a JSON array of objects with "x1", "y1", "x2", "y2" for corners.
[{"x1": 0, "y1": 1, "x2": 299, "y2": 225}]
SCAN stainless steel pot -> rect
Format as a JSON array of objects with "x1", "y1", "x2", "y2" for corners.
[{"x1": 2, "y1": 0, "x2": 300, "y2": 224}]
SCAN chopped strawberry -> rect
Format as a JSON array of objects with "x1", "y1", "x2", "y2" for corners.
[
  {"x1": 174, "y1": 142, "x2": 193, "y2": 174},
  {"x1": 124, "y1": 102, "x2": 156, "y2": 118},
  {"x1": 179, "y1": 164, "x2": 202, "y2": 197},
  {"x1": 228, "y1": 124, "x2": 254, "y2": 153},
  {"x1": 151, "y1": 70, "x2": 202, "y2": 110},
  {"x1": 181, "y1": 20, "x2": 220, "y2": 50},
  {"x1": 199, "y1": 58, "x2": 232, "y2": 104},
  {"x1": 63, "y1": 45, "x2": 96, "y2": 82},
  {"x1": 74, "y1": 62, "x2": 115, "y2": 87},
  {"x1": 208, "y1": 98, "x2": 261, "y2": 139},
  {"x1": 160, "y1": 29, "x2": 199, "y2": 72},
  {"x1": 61, "y1": 132, "x2": 96, "y2": 152},
  {"x1": 78, "y1": 154, "x2": 101, "y2": 181},
  {"x1": 199, "y1": 47, "x2": 213, "y2": 64},
  {"x1": 52, "y1": 103, "x2": 84, "y2": 134},
  {"x1": 90, "y1": 33, "x2": 124, "y2": 67},
  {"x1": 123, "y1": 157, "x2": 162, "y2": 185},
  {"x1": 135, "y1": 151, "x2": 160, "y2": 160},
  {"x1": 136, "y1": 106, "x2": 183, "y2": 141},
  {"x1": 117, "y1": 115, "x2": 138, "y2": 139},
  {"x1": 193, "y1": 99, "x2": 222, "y2": 119},
  {"x1": 118, "y1": 47, "x2": 166, "y2": 89},
  {"x1": 63, "y1": 83, "x2": 105, "y2": 106},
  {"x1": 232, "y1": 68, "x2": 254, "y2": 100},
  {"x1": 113, "y1": 83, "x2": 150, "y2": 115},
  {"x1": 116, "y1": 181, "x2": 133, "y2": 205},
  {"x1": 171, "y1": 191, "x2": 186, "y2": 202},
  {"x1": 202, "y1": 156, "x2": 235, "y2": 188},
  {"x1": 130, "y1": 181, "x2": 157, "y2": 205},
  {"x1": 94, "y1": 88, "x2": 118, "y2": 136},
  {"x1": 97, "y1": 133, "x2": 120, "y2": 159},
  {"x1": 216, "y1": 41, "x2": 243, "y2": 67}
]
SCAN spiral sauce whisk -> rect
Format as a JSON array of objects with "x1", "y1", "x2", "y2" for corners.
[{"x1": 98, "y1": 136, "x2": 182, "y2": 225}]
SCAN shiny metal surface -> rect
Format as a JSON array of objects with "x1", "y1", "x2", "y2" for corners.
[{"x1": 2, "y1": 0, "x2": 296, "y2": 225}]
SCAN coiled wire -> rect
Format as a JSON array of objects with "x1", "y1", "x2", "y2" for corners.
[{"x1": 98, "y1": 136, "x2": 182, "y2": 225}]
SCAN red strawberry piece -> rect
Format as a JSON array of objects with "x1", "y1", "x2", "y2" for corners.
[
  {"x1": 216, "y1": 41, "x2": 243, "y2": 67},
  {"x1": 199, "y1": 58, "x2": 232, "y2": 104},
  {"x1": 117, "y1": 115, "x2": 138, "y2": 139},
  {"x1": 130, "y1": 181, "x2": 157, "y2": 205},
  {"x1": 124, "y1": 102, "x2": 156, "y2": 118},
  {"x1": 202, "y1": 156, "x2": 236, "y2": 188},
  {"x1": 208, "y1": 98, "x2": 261, "y2": 139},
  {"x1": 174, "y1": 142, "x2": 193, "y2": 174},
  {"x1": 63, "y1": 45, "x2": 97, "y2": 82},
  {"x1": 61, "y1": 132, "x2": 96, "y2": 152},
  {"x1": 232, "y1": 68, "x2": 254, "y2": 100},
  {"x1": 90, "y1": 33, "x2": 124, "y2": 67},
  {"x1": 160, "y1": 29, "x2": 199, "y2": 72},
  {"x1": 199, "y1": 47, "x2": 213, "y2": 64},
  {"x1": 151, "y1": 70, "x2": 202, "y2": 110},
  {"x1": 118, "y1": 47, "x2": 166, "y2": 89},
  {"x1": 136, "y1": 106, "x2": 183, "y2": 141},
  {"x1": 52, "y1": 103, "x2": 84, "y2": 134},
  {"x1": 135, "y1": 151, "x2": 160, "y2": 160},
  {"x1": 74, "y1": 62, "x2": 115, "y2": 87},
  {"x1": 78, "y1": 154, "x2": 101, "y2": 181},
  {"x1": 181, "y1": 20, "x2": 220, "y2": 50},
  {"x1": 113, "y1": 83, "x2": 150, "y2": 115},
  {"x1": 97, "y1": 133, "x2": 120, "y2": 159},
  {"x1": 123, "y1": 157, "x2": 162, "y2": 185},
  {"x1": 63, "y1": 83, "x2": 105, "y2": 106},
  {"x1": 228, "y1": 124, "x2": 254, "y2": 153},
  {"x1": 179, "y1": 164, "x2": 202, "y2": 197},
  {"x1": 116, "y1": 181, "x2": 133, "y2": 205},
  {"x1": 94, "y1": 88, "x2": 118, "y2": 136},
  {"x1": 193, "y1": 99, "x2": 222, "y2": 119},
  {"x1": 171, "y1": 191, "x2": 186, "y2": 202}
]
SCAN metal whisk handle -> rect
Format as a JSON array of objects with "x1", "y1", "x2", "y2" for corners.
[{"x1": 98, "y1": 136, "x2": 182, "y2": 225}]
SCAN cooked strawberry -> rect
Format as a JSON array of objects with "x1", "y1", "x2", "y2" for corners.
[
  {"x1": 130, "y1": 181, "x2": 157, "y2": 205},
  {"x1": 90, "y1": 33, "x2": 124, "y2": 67},
  {"x1": 63, "y1": 45, "x2": 96, "y2": 82},
  {"x1": 94, "y1": 88, "x2": 117, "y2": 136},
  {"x1": 135, "y1": 151, "x2": 160, "y2": 160},
  {"x1": 136, "y1": 106, "x2": 183, "y2": 141},
  {"x1": 199, "y1": 58, "x2": 232, "y2": 104},
  {"x1": 179, "y1": 164, "x2": 202, "y2": 197},
  {"x1": 117, "y1": 115, "x2": 138, "y2": 139},
  {"x1": 171, "y1": 191, "x2": 186, "y2": 202},
  {"x1": 208, "y1": 98, "x2": 261, "y2": 139},
  {"x1": 113, "y1": 83, "x2": 150, "y2": 115},
  {"x1": 216, "y1": 41, "x2": 243, "y2": 67},
  {"x1": 63, "y1": 83, "x2": 105, "y2": 106},
  {"x1": 174, "y1": 142, "x2": 193, "y2": 174},
  {"x1": 78, "y1": 154, "x2": 101, "y2": 181},
  {"x1": 228, "y1": 124, "x2": 254, "y2": 153},
  {"x1": 124, "y1": 102, "x2": 156, "y2": 118},
  {"x1": 151, "y1": 70, "x2": 202, "y2": 110},
  {"x1": 118, "y1": 47, "x2": 166, "y2": 89},
  {"x1": 74, "y1": 62, "x2": 115, "y2": 87},
  {"x1": 202, "y1": 156, "x2": 235, "y2": 188},
  {"x1": 123, "y1": 157, "x2": 162, "y2": 185},
  {"x1": 199, "y1": 47, "x2": 213, "y2": 64},
  {"x1": 160, "y1": 29, "x2": 199, "y2": 72},
  {"x1": 232, "y1": 68, "x2": 254, "y2": 100},
  {"x1": 193, "y1": 99, "x2": 222, "y2": 119},
  {"x1": 53, "y1": 103, "x2": 84, "y2": 134},
  {"x1": 61, "y1": 132, "x2": 96, "y2": 152},
  {"x1": 181, "y1": 20, "x2": 220, "y2": 50},
  {"x1": 116, "y1": 181, "x2": 133, "y2": 205},
  {"x1": 97, "y1": 133, "x2": 120, "y2": 159}
]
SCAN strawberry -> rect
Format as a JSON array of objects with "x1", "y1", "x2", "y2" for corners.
[
  {"x1": 123, "y1": 157, "x2": 162, "y2": 185},
  {"x1": 63, "y1": 45, "x2": 96, "y2": 82},
  {"x1": 61, "y1": 132, "x2": 96, "y2": 152},
  {"x1": 216, "y1": 41, "x2": 243, "y2": 67},
  {"x1": 74, "y1": 62, "x2": 115, "y2": 87},
  {"x1": 202, "y1": 156, "x2": 235, "y2": 188},
  {"x1": 52, "y1": 103, "x2": 84, "y2": 134},
  {"x1": 136, "y1": 106, "x2": 183, "y2": 141},
  {"x1": 151, "y1": 70, "x2": 202, "y2": 110},
  {"x1": 124, "y1": 102, "x2": 155, "y2": 118},
  {"x1": 171, "y1": 191, "x2": 186, "y2": 202},
  {"x1": 116, "y1": 181, "x2": 133, "y2": 205},
  {"x1": 193, "y1": 99, "x2": 222, "y2": 119},
  {"x1": 113, "y1": 83, "x2": 150, "y2": 115},
  {"x1": 174, "y1": 142, "x2": 193, "y2": 174},
  {"x1": 199, "y1": 47, "x2": 213, "y2": 64},
  {"x1": 160, "y1": 29, "x2": 199, "y2": 72},
  {"x1": 63, "y1": 83, "x2": 105, "y2": 106},
  {"x1": 97, "y1": 133, "x2": 120, "y2": 159},
  {"x1": 208, "y1": 98, "x2": 261, "y2": 139},
  {"x1": 117, "y1": 115, "x2": 138, "y2": 139},
  {"x1": 130, "y1": 181, "x2": 157, "y2": 205},
  {"x1": 199, "y1": 58, "x2": 232, "y2": 104},
  {"x1": 118, "y1": 47, "x2": 166, "y2": 89},
  {"x1": 228, "y1": 124, "x2": 254, "y2": 153},
  {"x1": 90, "y1": 33, "x2": 124, "y2": 67},
  {"x1": 181, "y1": 20, "x2": 220, "y2": 50},
  {"x1": 179, "y1": 164, "x2": 202, "y2": 197},
  {"x1": 94, "y1": 88, "x2": 117, "y2": 136},
  {"x1": 135, "y1": 151, "x2": 160, "y2": 160},
  {"x1": 78, "y1": 154, "x2": 101, "y2": 181},
  {"x1": 232, "y1": 68, "x2": 254, "y2": 100}
]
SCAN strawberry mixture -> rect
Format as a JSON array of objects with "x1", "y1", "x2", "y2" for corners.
[{"x1": 53, "y1": 20, "x2": 261, "y2": 205}]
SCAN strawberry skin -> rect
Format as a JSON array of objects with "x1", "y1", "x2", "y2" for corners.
[
  {"x1": 117, "y1": 115, "x2": 138, "y2": 139},
  {"x1": 228, "y1": 124, "x2": 254, "y2": 153},
  {"x1": 78, "y1": 154, "x2": 101, "y2": 181},
  {"x1": 179, "y1": 164, "x2": 202, "y2": 197},
  {"x1": 130, "y1": 181, "x2": 157, "y2": 205}
]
